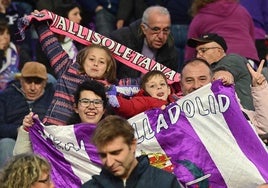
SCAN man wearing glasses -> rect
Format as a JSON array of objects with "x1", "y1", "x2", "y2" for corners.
[
  {"x1": 187, "y1": 33, "x2": 254, "y2": 111},
  {"x1": 110, "y1": 5, "x2": 178, "y2": 81},
  {"x1": 0, "y1": 61, "x2": 54, "y2": 168}
]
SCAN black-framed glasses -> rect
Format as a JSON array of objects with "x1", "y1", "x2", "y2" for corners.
[
  {"x1": 196, "y1": 47, "x2": 222, "y2": 54},
  {"x1": 143, "y1": 22, "x2": 170, "y2": 35},
  {"x1": 78, "y1": 98, "x2": 103, "y2": 108}
]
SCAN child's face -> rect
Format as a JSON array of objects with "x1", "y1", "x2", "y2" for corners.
[
  {"x1": 83, "y1": 48, "x2": 109, "y2": 80},
  {"x1": 144, "y1": 75, "x2": 170, "y2": 101}
]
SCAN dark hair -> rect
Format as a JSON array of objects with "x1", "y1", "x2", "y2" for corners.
[
  {"x1": 0, "y1": 19, "x2": 10, "y2": 34},
  {"x1": 140, "y1": 70, "x2": 168, "y2": 90},
  {"x1": 67, "y1": 80, "x2": 108, "y2": 124},
  {"x1": 54, "y1": 1, "x2": 81, "y2": 18},
  {"x1": 93, "y1": 115, "x2": 135, "y2": 148},
  {"x1": 76, "y1": 44, "x2": 117, "y2": 84}
]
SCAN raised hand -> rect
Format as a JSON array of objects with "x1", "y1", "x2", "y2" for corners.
[
  {"x1": 22, "y1": 112, "x2": 39, "y2": 130},
  {"x1": 247, "y1": 59, "x2": 267, "y2": 87},
  {"x1": 212, "y1": 70, "x2": 234, "y2": 85}
]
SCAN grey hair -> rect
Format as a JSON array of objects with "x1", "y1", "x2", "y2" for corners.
[{"x1": 142, "y1": 5, "x2": 170, "y2": 24}]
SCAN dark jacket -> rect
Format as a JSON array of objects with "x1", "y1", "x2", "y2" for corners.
[
  {"x1": 162, "y1": 0, "x2": 192, "y2": 25},
  {"x1": 116, "y1": 0, "x2": 162, "y2": 24},
  {"x1": 211, "y1": 54, "x2": 253, "y2": 110},
  {"x1": 77, "y1": 0, "x2": 119, "y2": 15},
  {"x1": 0, "y1": 81, "x2": 54, "y2": 139},
  {"x1": 81, "y1": 155, "x2": 181, "y2": 188},
  {"x1": 110, "y1": 19, "x2": 178, "y2": 79}
]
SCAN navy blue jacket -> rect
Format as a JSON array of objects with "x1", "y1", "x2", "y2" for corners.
[
  {"x1": 0, "y1": 81, "x2": 55, "y2": 139},
  {"x1": 77, "y1": 0, "x2": 119, "y2": 15},
  {"x1": 81, "y1": 155, "x2": 181, "y2": 188},
  {"x1": 162, "y1": 0, "x2": 193, "y2": 25}
]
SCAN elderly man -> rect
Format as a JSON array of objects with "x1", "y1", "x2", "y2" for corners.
[
  {"x1": 110, "y1": 5, "x2": 178, "y2": 81},
  {"x1": 0, "y1": 61, "x2": 54, "y2": 167},
  {"x1": 81, "y1": 115, "x2": 181, "y2": 188},
  {"x1": 187, "y1": 33, "x2": 254, "y2": 110}
]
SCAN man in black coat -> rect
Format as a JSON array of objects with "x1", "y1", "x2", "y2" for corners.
[
  {"x1": 0, "y1": 62, "x2": 55, "y2": 168},
  {"x1": 110, "y1": 5, "x2": 178, "y2": 80}
]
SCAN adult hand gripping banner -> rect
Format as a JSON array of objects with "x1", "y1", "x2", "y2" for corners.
[
  {"x1": 17, "y1": 10, "x2": 180, "y2": 84},
  {"x1": 29, "y1": 80, "x2": 268, "y2": 188}
]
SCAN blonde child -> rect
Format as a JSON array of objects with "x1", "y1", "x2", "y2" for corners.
[{"x1": 33, "y1": 12, "x2": 117, "y2": 125}]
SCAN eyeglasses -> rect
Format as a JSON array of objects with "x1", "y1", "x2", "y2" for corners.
[
  {"x1": 37, "y1": 175, "x2": 50, "y2": 184},
  {"x1": 78, "y1": 98, "x2": 103, "y2": 108},
  {"x1": 143, "y1": 23, "x2": 170, "y2": 35},
  {"x1": 23, "y1": 77, "x2": 44, "y2": 84},
  {"x1": 196, "y1": 47, "x2": 222, "y2": 54}
]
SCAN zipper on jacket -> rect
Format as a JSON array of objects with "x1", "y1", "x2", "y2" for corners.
[{"x1": 107, "y1": 0, "x2": 111, "y2": 9}]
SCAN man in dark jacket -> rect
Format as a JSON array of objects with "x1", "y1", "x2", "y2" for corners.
[
  {"x1": 0, "y1": 61, "x2": 55, "y2": 167},
  {"x1": 110, "y1": 5, "x2": 178, "y2": 80},
  {"x1": 81, "y1": 115, "x2": 181, "y2": 188}
]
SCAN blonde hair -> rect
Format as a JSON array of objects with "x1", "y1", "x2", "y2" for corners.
[
  {"x1": 76, "y1": 44, "x2": 117, "y2": 84},
  {"x1": 0, "y1": 154, "x2": 51, "y2": 188}
]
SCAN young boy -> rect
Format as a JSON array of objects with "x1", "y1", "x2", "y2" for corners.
[{"x1": 111, "y1": 70, "x2": 179, "y2": 118}]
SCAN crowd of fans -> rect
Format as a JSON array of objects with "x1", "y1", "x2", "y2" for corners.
[{"x1": 0, "y1": 0, "x2": 268, "y2": 187}]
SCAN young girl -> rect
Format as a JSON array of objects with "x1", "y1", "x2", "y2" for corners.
[
  {"x1": 33, "y1": 11, "x2": 117, "y2": 125},
  {"x1": 111, "y1": 70, "x2": 179, "y2": 118}
]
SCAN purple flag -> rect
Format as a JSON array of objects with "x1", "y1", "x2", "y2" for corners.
[{"x1": 30, "y1": 80, "x2": 268, "y2": 188}]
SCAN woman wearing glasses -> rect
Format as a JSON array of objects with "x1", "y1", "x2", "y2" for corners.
[{"x1": 13, "y1": 80, "x2": 109, "y2": 155}]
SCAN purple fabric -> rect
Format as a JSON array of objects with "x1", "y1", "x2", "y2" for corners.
[
  {"x1": 212, "y1": 83, "x2": 268, "y2": 182},
  {"x1": 74, "y1": 123, "x2": 101, "y2": 166},
  {"x1": 29, "y1": 81, "x2": 268, "y2": 188},
  {"x1": 30, "y1": 120, "x2": 81, "y2": 187},
  {"x1": 30, "y1": 121, "x2": 100, "y2": 188},
  {"x1": 145, "y1": 104, "x2": 225, "y2": 187},
  {"x1": 144, "y1": 80, "x2": 268, "y2": 187}
]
